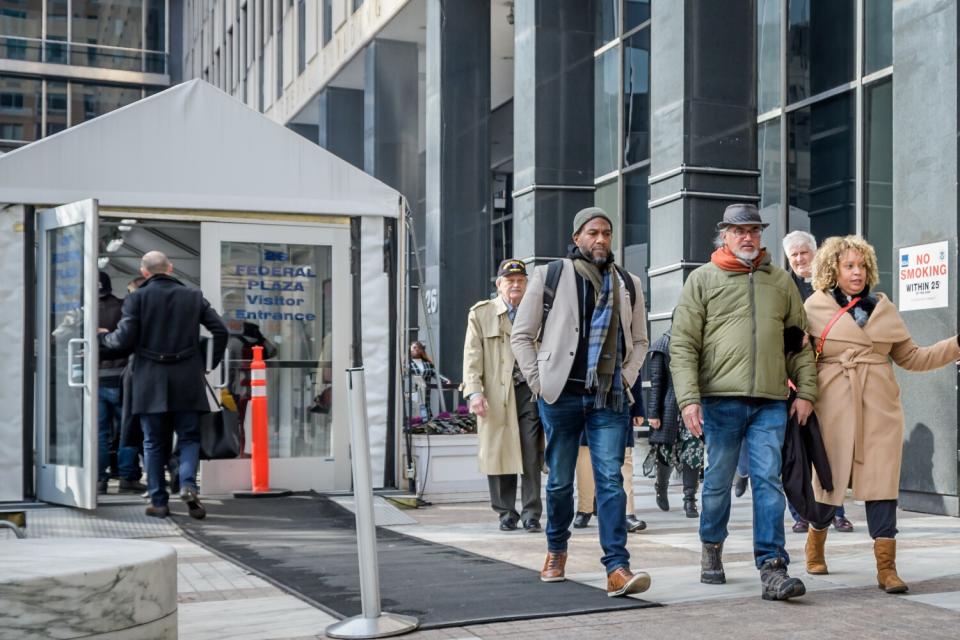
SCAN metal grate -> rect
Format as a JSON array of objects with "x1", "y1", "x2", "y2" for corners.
[
  {"x1": 329, "y1": 495, "x2": 418, "y2": 526},
  {"x1": 16, "y1": 505, "x2": 179, "y2": 539}
]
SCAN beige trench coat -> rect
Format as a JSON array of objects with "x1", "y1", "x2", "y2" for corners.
[
  {"x1": 462, "y1": 296, "x2": 527, "y2": 475},
  {"x1": 805, "y1": 291, "x2": 960, "y2": 504}
]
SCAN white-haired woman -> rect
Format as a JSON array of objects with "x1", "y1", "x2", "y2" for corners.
[{"x1": 803, "y1": 235, "x2": 960, "y2": 593}]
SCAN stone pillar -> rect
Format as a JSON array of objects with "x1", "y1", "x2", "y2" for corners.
[
  {"x1": 512, "y1": 0, "x2": 595, "y2": 262},
  {"x1": 424, "y1": 0, "x2": 491, "y2": 380},
  {"x1": 318, "y1": 87, "x2": 363, "y2": 170},
  {"x1": 364, "y1": 38, "x2": 419, "y2": 202},
  {"x1": 647, "y1": 0, "x2": 758, "y2": 335},
  {"x1": 891, "y1": 0, "x2": 959, "y2": 517}
]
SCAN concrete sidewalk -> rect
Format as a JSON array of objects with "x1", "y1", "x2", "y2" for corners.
[{"x1": 3, "y1": 479, "x2": 959, "y2": 639}]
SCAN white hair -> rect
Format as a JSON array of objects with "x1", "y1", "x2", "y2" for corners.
[{"x1": 782, "y1": 230, "x2": 817, "y2": 254}]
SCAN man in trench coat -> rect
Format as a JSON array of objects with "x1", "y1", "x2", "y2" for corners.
[
  {"x1": 462, "y1": 259, "x2": 543, "y2": 532},
  {"x1": 100, "y1": 251, "x2": 228, "y2": 519}
]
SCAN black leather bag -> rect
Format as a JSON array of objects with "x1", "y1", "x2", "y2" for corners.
[{"x1": 199, "y1": 381, "x2": 241, "y2": 460}]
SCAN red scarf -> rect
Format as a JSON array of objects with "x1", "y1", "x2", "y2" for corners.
[{"x1": 710, "y1": 246, "x2": 766, "y2": 272}]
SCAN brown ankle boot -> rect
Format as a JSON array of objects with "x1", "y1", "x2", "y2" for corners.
[
  {"x1": 805, "y1": 526, "x2": 829, "y2": 575},
  {"x1": 874, "y1": 537, "x2": 908, "y2": 593},
  {"x1": 540, "y1": 551, "x2": 567, "y2": 583}
]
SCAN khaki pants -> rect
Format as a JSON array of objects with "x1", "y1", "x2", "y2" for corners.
[{"x1": 576, "y1": 445, "x2": 635, "y2": 515}]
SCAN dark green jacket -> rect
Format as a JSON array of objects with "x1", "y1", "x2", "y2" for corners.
[{"x1": 669, "y1": 254, "x2": 817, "y2": 409}]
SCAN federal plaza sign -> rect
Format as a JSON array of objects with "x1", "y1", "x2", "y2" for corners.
[{"x1": 898, "y1": 241, "x2": 949, "y2": 311}]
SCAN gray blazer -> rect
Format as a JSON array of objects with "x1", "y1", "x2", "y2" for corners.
[{"x1": 511, "y1": 259, "x2": 648, "y2": 405}]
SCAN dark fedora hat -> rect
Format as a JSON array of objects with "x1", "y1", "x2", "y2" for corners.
[{"x1": 716, "y1": 203, "x2": 769, "y2": 231}]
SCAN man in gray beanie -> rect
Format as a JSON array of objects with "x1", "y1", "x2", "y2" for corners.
[{"x1": 512, "y1": 207, "x2": 650, "y2": 597}]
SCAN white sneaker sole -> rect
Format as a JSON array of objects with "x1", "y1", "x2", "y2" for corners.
[{"x1": 608, "y1": 572, "x2": 651, "y2": 597}]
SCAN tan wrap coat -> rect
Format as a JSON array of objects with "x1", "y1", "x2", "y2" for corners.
[
  {"x1": 805, "y1": 291, "x2": 960, "y2": 504},
  {"x1": 462, "y1": 296, "x2": 531, "y2": 475}
]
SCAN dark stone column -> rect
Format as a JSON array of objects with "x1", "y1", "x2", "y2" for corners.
[
  {"x1": 891, "y1": 0, "x2": 958, "y2": 517},
  {"x1": 647, "y1": 0, "x2": 758, "y2": 335},
  {"x1": 512, "y1": 0, "x2": 595, "y2": 262},
  {"x1": 318, "y1": 87, "x2": 363, "y2": 169},
  {"x1": 424, "y1": 0, "x2": 491, "y2": 381},
  {"x1": 364, "y1": 38, "x2": 419, "y2": 202}
]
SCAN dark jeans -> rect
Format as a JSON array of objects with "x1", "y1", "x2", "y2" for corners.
[
  {"x1": 97, "y1": 385, "x2": 140, "y2": 481},
  {"x1": 140, "y1": 412, "x2": 201, "y2": 507},
  {"x1": 700, "y1": 397, "x2": 789, "y2": 568},
  {"x1": 488, "y1": 383, "x2": 543, "y2": 524},
  {"x1": 539, "y1": 391, "x2": 630, "y2": 574}
]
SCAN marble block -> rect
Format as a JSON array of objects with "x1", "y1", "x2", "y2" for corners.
[{"x1": 0, "y1": 538, "x2": 177, "y2": 640}]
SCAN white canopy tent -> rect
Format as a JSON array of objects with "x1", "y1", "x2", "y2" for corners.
[{"x1": 0, "y1": 79, "x2": 405, "y2": 500}]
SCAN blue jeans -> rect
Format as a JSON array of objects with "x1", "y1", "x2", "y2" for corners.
[
  {"x1": 140, "y1": 412, "x2": 201, "y2": 507},
  {"x1": 97, "y1": 385, "x2": 140, "y2": 481},
  {"x1": 699, "y1": 397, "x2": 789, "y2": 568},
  {"x1": 539, "y1": 392, "x2": 630, "y2": 574}
]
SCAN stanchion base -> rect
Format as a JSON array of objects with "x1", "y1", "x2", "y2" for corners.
[
  {"x1": 232, "y1": 488, "x2": 293, "y2": 499},
  {"x1": 325, "y1": 613, "x2": 419, "y2": 639}
]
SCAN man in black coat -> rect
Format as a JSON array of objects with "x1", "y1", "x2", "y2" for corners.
[{"x1": 100, "y1": 251, "x2": 228, "y2": 519}]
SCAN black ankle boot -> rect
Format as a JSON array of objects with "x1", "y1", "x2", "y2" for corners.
[
  {"x1": 655, "y1": 462, "x2": 671, "y2": 512},
  {"x1": 682, "y1": 465, "x2": 699, "y2": 518}
]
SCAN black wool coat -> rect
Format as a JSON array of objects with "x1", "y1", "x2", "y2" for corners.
[
  {"x1": 645, "y1": 332, "x2": 680, "y2": 445},
  {"x1": 100, "y1": 274, "x2": 228, "y2": 415},
  {"x1": 781, "y1": 389, "x2": 836, "y2": 524}
]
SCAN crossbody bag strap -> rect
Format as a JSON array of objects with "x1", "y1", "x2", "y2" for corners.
[
  {"x1": 205, "y1": 377, "x2": 223, "y2": 410},
  {"x1": 816, "y1": 296, "x2": 861, "y2": 361}
]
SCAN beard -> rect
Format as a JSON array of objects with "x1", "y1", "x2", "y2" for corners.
[{"x1": 733, "y1": 247, "x2": 759, "y2": 261}]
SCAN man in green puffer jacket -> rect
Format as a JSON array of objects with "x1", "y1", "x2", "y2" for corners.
[{"x1": 670, "y1": 203, "x2": 817, "y2": 602}]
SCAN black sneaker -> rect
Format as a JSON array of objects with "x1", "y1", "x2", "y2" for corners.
[
  {"x1": 760, "y1": 558, "x2": 806, "y2": 601},
  {"x1": 625, "y1": 514, "x2": 647, "y2": 533},
  {"x1": 524, "y1": 519, "x2": 543, "y2": 533},
  {"x1": 701, "y1": 542, "x2": 726, "y2": 584},
  {"x1": 573, "y1": 512, "x2": 592, "y2": 528},
  {"x1": 180, "y1": 487, "x2": 206, "y2": 520},
  {"x1": 499, "y1": 516, "x2": 518, "y2": 531},
  {"x1": 119, "y1": 479, "x2": 147, "y2": 493}
]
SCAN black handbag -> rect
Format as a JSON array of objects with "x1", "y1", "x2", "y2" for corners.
[{"x1": 199, "y1": 380, "x2": 241, "y2": 460}]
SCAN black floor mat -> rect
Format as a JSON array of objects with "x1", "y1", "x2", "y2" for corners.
[{"x1": 170, "y1": 493, "x2": 658, "y2": 629}]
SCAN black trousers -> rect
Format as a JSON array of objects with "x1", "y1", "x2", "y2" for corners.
[
  {"x1": 813, "y1": 499, "x2": 897, "y2": 538},
  {"x1": 488, "y1": 383, "x2": 544, "y2": 523}
]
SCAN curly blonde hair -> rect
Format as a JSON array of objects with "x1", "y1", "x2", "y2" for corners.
[{"x1": 811, "y1": 235, "x2": 880, "y2": 292}]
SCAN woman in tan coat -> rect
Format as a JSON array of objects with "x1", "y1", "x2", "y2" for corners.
[{"x1": 803, "y1": 236, "x2": 960, "y2": 593}]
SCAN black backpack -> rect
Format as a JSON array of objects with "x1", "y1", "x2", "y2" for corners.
[{"x1": 539, "y1": 259, "x2": 637, "y2": 337}]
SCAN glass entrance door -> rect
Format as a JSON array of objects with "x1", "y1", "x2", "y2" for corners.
[
  {"x1": 200, "y1": 222, "x2": 352, "y2": 492},
  {"x1": 35, "y1": 199, "x2": 99, "y2": 509}
]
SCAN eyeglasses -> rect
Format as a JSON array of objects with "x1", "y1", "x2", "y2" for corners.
[{"x1": 728, "y1": 226, "x2": 763, "y2": 238}]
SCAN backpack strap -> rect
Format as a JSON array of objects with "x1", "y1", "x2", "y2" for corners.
[
  {"x1": 614, "y1": 265, "x2": 637, "y2": 313},
  {"x1": 538, "y1": 259, "x2": 564, "y2": 341}
]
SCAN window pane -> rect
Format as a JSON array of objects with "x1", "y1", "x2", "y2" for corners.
[
  {"x1": 787, "y1": 0, "x2": 854, "y2": 103},
  {"x1": 623, "y1": 0, "x2": 650, "y2": 33},
  {"x1": 595, "y1": 46, "x2": 619, "y2": 177},
  {"x1": 623, "y1": 29, "x2": 649, "y2": 166},
  {"x1": 0, "y1": 0, "x2": 42, "y2": 61},
  {"x1": 864, "y1": 0, "x2": 892, "y2": 74},
  {"x1": 72, "y1": 0, "x2": 143, "y2": 50},
  {"x1": 623, "y1": 168, "x2": 649, "y2": 306},
  {"x1": 47, "y1": 0, "x2": 68, "y2": 63},
  {"x1": 864, "y1": 80, "x2": 893, "y2": 295},
  {"x1": 298, "y1": 0, "x2": 306, "y2": 74},
  {"x1": 70, "y1": 44, "x2": 143, "y2": 71},
  {"x1": 71, "y1": 83, "x2": 141, "y2": 125},
  {"x1": 46, "y1": 81, "x2": 68, "y2": 137},
  {"x1": 595, "y1": 0, "x2": 618, "y2": 48},
  {"x1": 787, "y1": 91, "x2": 855, "y2": 241},
  {"x1": 323, "y1": 0, "x2": 332, "y2": 45},
  {"x1": 758, "y1": 119, "x2": 783, "y2": 265},
  {"x1": 0, "y1": 74, "x2": 41, "y2": 143},
  {"x1": 757, "y1": 0, "x2": 780, "y2": 112},
  {"x1": 145, "y1": 0, "x2": 166, "y2": 52}
]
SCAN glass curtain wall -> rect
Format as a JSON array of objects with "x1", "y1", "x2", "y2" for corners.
[
  {"x1": 757, "y1": 0, "x2": 893, "y2": 294},
  {"x1": 593, "y1": 0, "x2": 650, "y2": 308},
  {"x1": 0, "y1": 0, "x2": 168, "y2": 74}
]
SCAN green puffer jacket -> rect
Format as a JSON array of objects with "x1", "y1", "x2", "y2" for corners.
[{"x1": 669, "y1": 254, "x2": 817, "y2": 409}]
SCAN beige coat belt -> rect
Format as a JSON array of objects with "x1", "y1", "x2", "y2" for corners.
[{"x1": 818, "y1": 351, "x2": 888, "y2": 464}]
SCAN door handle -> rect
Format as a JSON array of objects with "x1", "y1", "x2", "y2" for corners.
[
  {"x1": 67, "y1": 338, "x2": 87, "y2": 388},
  {"x1": 214, "y1": 347, "x2": 230, "y2": 389}
]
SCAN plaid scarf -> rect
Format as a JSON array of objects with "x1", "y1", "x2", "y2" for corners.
[{"x1": 572, "y1": 257, "x2": 625, "y2": 411}]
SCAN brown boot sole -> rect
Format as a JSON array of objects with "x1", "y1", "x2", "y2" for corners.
[
  {"x1": 607, "y1": 573, "x2": 651, "y2": 597},
  {"x1": 806, "y1": 566, "x2": 829, "y2": 575},
  {"x1": 879, "y1": 583, "x2": 908, "y2": 594}
]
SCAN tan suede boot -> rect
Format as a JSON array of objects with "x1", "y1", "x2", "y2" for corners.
[
  {"x1": 874, "y1": 537, "x2": 908, "y2": 593},
  {"x1": 805, "y1": 526, "x2": 829, "y2": 575}
]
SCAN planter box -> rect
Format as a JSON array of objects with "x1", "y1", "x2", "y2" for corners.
[{"x1": 408, "y1": 434, "x2": 489, "y2": 503}]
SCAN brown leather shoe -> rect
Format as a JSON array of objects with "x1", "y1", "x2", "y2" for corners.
[
  {"x1": 540, "y1": 551, "x2": 567, "y2": 583},
  {"x1": 874, "y1": 538, "x2": 908, "y2": 593},
  {"x1": 145, "y1": 505, "x2": 170, "y2": 518},
  {"x1": 606, "y1": 566, "x2": 651, "y2": 597}
]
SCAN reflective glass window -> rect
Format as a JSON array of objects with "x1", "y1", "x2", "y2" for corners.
[
  {"x1": 757, "y1": 0, "x2": 780, "y2": 113},
  {"x1": 323, "y1": 0, "x2": 332, "y2": 45},
  {"x1": 46, "y1": 0, "x2": 68, "y2": 63},
  {"x1": 787, "y1": 0, "x2": 854, "y2": 103},
  {"x1": 594, "y1": 179, "x2": 620, "y2": 247},
  {"x1": 298, "y1": 0, "x2": 306, "y2": 74},
  {"x1": 757, "y1": 119, "x2": 783, "y2": 265},
  {"x1": 623, "y1": 168, "x2": 650, "y2": 305},
  {"x1": 787, "y1": 90, "x2": 855, "y2": 240},
  {"x1": 623, "y1": 29, "x2": 649, "y2": 166},
  {"x1": 0, "y1": 0, "x2": 42, "y2": 62},
  {"x1": 623, "y1": 0, "x2": 650, "y2": 33},
  {"x1": 864, "y1": 0, "x2": 892, "y2": 74},
  {"x1": 46, "y1": 81, "x2": 68, "y2": 136},
  {"x1": 71, "y1": 83, "x2": 141, "y2": 125},
  {"x1": 595, "y1": 0, "x2": 618, "y2": 48},
  {"x1": 146, "y1": 0, "x2": 166, "y2": 52},
  {"x1": 595, "y1": 46, "x2": 619, "y2": 177},
  {"x1": 72, "y1": 0, "x2": 143, "y2": 50},
  {"x1": 0, "y1": 74, "x2": 41, "y2": 143},
  {"x1": 864, "y1": 80, "x2": 893, "y2": 295}
]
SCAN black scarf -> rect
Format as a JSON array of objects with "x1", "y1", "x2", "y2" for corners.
[{"x1": 831, "y1": 285, "x2": 877, "y2": 328}]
